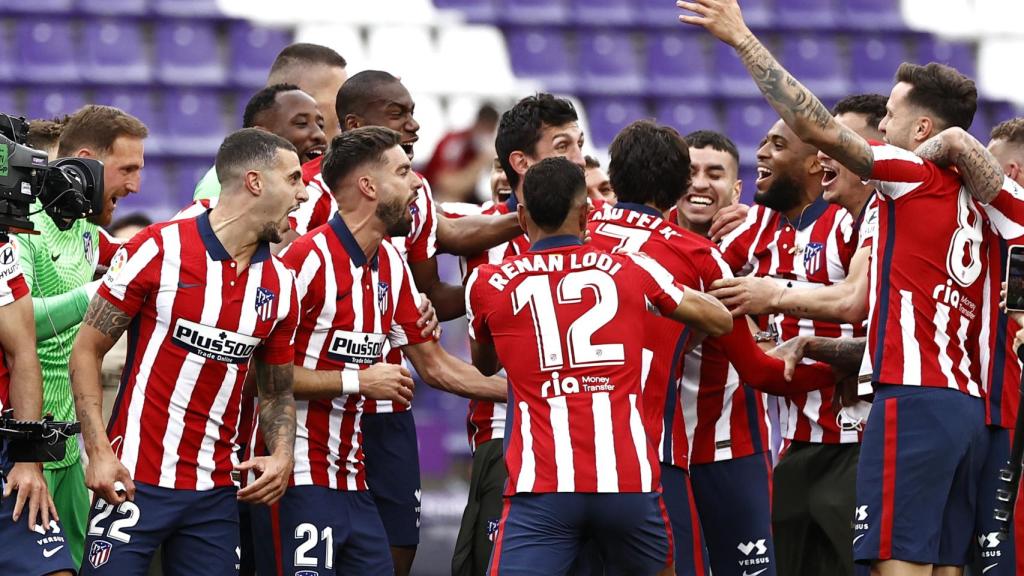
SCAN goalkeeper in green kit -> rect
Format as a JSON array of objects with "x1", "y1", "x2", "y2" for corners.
[{"x1": 16, "y1": 105, "x2": 147, "y2": 566}]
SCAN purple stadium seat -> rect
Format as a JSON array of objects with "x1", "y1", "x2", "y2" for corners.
[
  {"x1": 94, "y1": 88, "x2": 166, "y2": 154},
  {"x1": 230, "y1": 22, "x2": 292, "y2": 88},
  {"x1": 775, "y1": 0, "x2": 837, "y2": 29},
  {"x1": 646, "y1": 31, "x2": 712, "y2": 97},
  {"x1": 571, "y1": 0, "x2": 636, "y2": 26},
  {"x1": 0, "y1": 91, "x2": 21, "y2": 118},
  {"x1": 25, "y1": 87, "x2": 86, "y2": 120},
  {"x1": 584, "y1": 97, "x2": 647, "y2": 147},
  {"x1": 737, "y1": 0, "x2": 773, "y2": 28},
  {"x1": 850, "y1": 36, "x2": 909, "y2": 95},
  {"x1": 780, "y1": 34, "x2": 848, "y2": 99},
  {"x1": 163, "y1": 89, "x2": 227, "y2": 156},
  {"x1": 654, "y1": 99, "x2": 721, "y2": 138},
  {"x1": 638, "y1": 0, "x2": 679, "y2": 27},
  {"x1": 15, "y1": 19, "x2": 79, "y2": 83},
  {"x1": 737, "y1": 164, "x2": 758, "y2": 204},
  {"x1": 714, "y1": 42, "x2": 761, "y2": 97},
  {"x1": 433, "y1": 0, "x2": 498, "y2": 23},
  {"x1": 725, "y1": 99, "x2": 778, "y2": 164},
  {"x1": 986, "y1": 101, "x2": 1016, "y2": 133},
  {"x1": 156, "y1": 21, "x2": 227, "y2": 86},
  {"x1": 1, "y1": 0, "x2": 73, "y2": 13},
  {"x1": 839, "y1": 0, "x2": 905, "y2": 30},
  {"x1": 153, "y1": 0, "x2": 222, "y2": 17},
  {"x1": 80, "y1": 21, "x2": 151, "y2": 84},
  {"x1": 176, "y1": 159, "x2": 213, "y2": 205},
  {"x1": 0, "y1": 31, "x2": 13, "y2": 82},
  {"x1": 579, "y1": 31, "x2": 642, "y2": 95},
  {"x1": 77, "y1": 0, "x2": 148, "y2": 16},
  {"x1": 499, "y1": 0, "x2": 569, "y2": 25},
  {"x1": 121, "y1": 159, "x2": 175, "y2": 221},
  {"x1": 916, "y1": 38, "x2": 976, "y2": 79},
  {"x1": 506, "y1": 28, "x2": 577, "y2": 93}
]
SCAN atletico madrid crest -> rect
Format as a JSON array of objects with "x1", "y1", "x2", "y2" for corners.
[
  {"x1": 377, "y1": 281, "x2": 390, "y2": 314},
  {"x1": 802, "y1": 242, "x2": 824, "y2": 275},
  {"x1": 89, "y1": 540, "x2": 112, "y2": 568},
  {"x1": 255, "y1": 287, "x2": 276, "y2": 322}
]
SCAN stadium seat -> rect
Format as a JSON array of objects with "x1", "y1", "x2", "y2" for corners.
[
  {"x1": 637, "y1": 0, "x2": 680, "y2": 27},
  {"x1": 411, "y1": 94, "x2": 446, "y2": 167},
  {"x1": 850, "y1": 36, "x2": 909, "y2": 95},
  {"x1": 654, "y1": 98, "x2": 721, "y2": 138},
  {"x1": 506, "y1": 28, "x2": 577, "y2": 93},
  {"x1": 153, "y1": 0, "x2": 223, "y2": 17},
  {"x1": 570, "y1": 0, "x2": 636, "y2": 27},
  {"x1": 94, "y1": 88, "x2": 167, "y2": 154},
  {"x1": 776, "y1": 0, "x2": 838, "y2": 29},
  {"x1": 343, "y1": 0, "x2": 441, "y2": 26},
  {"x1": 646, "y1": 31, "x2": 712, "y2": 97},
  {"x1": 578, "y1": 31, "x2": 643, "y2": 96},
  {"x1": 584, "y1": 97, "x2": 647, "y2": 148},
  {"x1": 77, "y1": 0, "x2": 148, "y2": 16},
  {"x1": 713, "y1": 42, "x2": 761, "y2": 97},
  {"x1": 365, "y1": 25, "x2": 438, "y2": 94},
  {"x1": 436, "y1": 26, "x2": 517, "y2": 95},
  {"x1": 737, "y1": 164, "x2": 758, "y2": 203},
  {"x1": 163, "y1": 89, "x2": 228, "y2": 156},
  {"x1": 122, "y1": 159, "x2": 176, "y2": 220},
  {"x1": 293, "y1": 24, "x2": 368, "y2": 76},
  {"x1": 0, "y1": 91, "x2": 21, "y2": 118},
  {"x1": 499, "y1": 0, "x2": 570, "y2": 25},
  {"x1": 916, "y1": 37, "x2": 976, "y2": 79},
  {"x1": 724, "y1": 99, "x2": 778, "y2": 165},
  {"x1": 176, "y1": 159, "x2": 215, "y2": 204},
  {"x1": 155, "y1": 21, "x2": 227, "y2": 86},
  {"x1": 433, "y1": 0, "x2": 498, "y2": 23},
  {"x1": 230, "y1": 22, "x2": 293, "y2": 88},
  {"x1": 1, "y1": 0, "x2": 73, "y2": 13},
  {"x1": 736, "y1": 0, "x2": 773, "y2": 29},
  {"x1": 780, "y1": 34, "x2": 849, "y2": 99},
  {"x1": 25, "y1": 87, "x2": 87, "y2": 121},
  {"x1": 15, "y1": 19, "x2": 79, "y2": 83},
  {"x1": 839, "y1": 0, "x2": 906, "y2": 30},
  {"x1": 80, "y1": 20, "x2": 152, "y2": 84}
]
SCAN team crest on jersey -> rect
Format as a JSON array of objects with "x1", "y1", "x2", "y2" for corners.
[
  {"x1": 377, "y1": 281, "x2": 390, "y2": 314},
  {"x1": 487, "y1": 519, "x2": 500, "y2": 542},
  {"x1": 82, "y1": 231, "x2": 94, "y2": 264},
  {"x1": 802, "y1": 242, "x2": 824, "y2": 275},
  {"x1": 255, "y1": 287, "x2": 276, "y2": 322},
  {"x1": 295, "y1": 572, "x2": 318, "y2": 576},
  {"x1": 88, "y1": 540, "x2": 112, "y2": 568}
]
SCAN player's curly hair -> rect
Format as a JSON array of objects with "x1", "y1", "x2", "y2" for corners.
[
  {"x1": 609, "y1": 120, "x2": 691, "y2": 212},
  {"x1": 991, "y1": 118, "x2": 1024, "y2": 145},
  {"x1": 523, "y1": 157, "x2": 586, "y2": 232},
  {"x1": 496, "y1": 93, "x2": 578, "y2": 192},
  {"x1": 895, "y1": 62, "x2": 976, "y2": 131},
  {"x1": 242, "y1": 83, "x2": 302, "y2": 128},
  {"x1": 321, "y1": 126, "x2": 403, "y2": 193}
]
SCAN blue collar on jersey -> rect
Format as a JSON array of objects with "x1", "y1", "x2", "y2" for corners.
[
  {"x1": 614, "y1": 202, "x2": 664, "y2": 219},
  {"x1": 329, "y1": 212, "x2": 378, "y2": 270},
  {"x1": 776, "y1": 195, "x2": 829, "y2": 231},
  {"x1": 197, "y1": 211, "x2": 271, "y2": 263},
  {"x1": 531, "y1": 234, "x2": 583, "y2": 251}
]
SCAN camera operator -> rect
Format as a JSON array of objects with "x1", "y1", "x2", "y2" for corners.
[
  {"x1": 15, "y1": 104, "x2": 147, "y2": 567},
  {"x1": 0, "y1": 240, "x2": 75, "y2": 575}
]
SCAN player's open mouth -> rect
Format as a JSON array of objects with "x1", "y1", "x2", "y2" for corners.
[
  {"x1": 303, "y1": 145, "x2": 326, "y2": 163},
  {"x1": 756, "y1": 166, "x2": 773, "y2": 183},
  {"x1": 821, "y1": 165, "x2": 838, "y2": 187},
  {"x1": 401, "y1": 138, "x2": 418, "y2": 158}
]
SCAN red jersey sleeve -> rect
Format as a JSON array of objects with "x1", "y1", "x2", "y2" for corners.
[
  {"x1": 388, "y1": 251, "x2": 433, "y2": 347},
  {"x1": 718, "y1": 205, "x2": 763, "y2": 273},
  {"x1": 982, "y1": 177, "x2": 1024, "y2": 240},
  {"x1": 290, "y1": 177, "x2": 336, "y2": 236},
  {"x1": 256, "y1": 272, "x2": 299, "y2": 365},
  {"x1": 867, "y1": 141, "x2": 938, "y2": 200},
  {"x1": 97, "y1": 226, "x2": 162, "y2": 317},
  {"x1": 625, "y1": 252, "x2": 687, "y2": 316},
  {"x1": 465, "y1": 267, "x2": 494, "y2": 345},
  {"x1": 0, "y1": 242, "x2": 28, "y2": 307},
  {"x1": 97, "y1": 227, "x2": 123, "y2": 267},
  {"x1": 405, "y1": 175, "x2": 438, "y2": 263}
]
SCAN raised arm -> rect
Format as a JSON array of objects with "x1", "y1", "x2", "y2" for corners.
[
  {"x1": 436, "y1": 211, "x2": 521, "y2": 257},
  {"x1": 914, "y1": 127, "x2": 1005, "y2": 203},
  {"x1": 678, "y1": 0, "x2": 874, "y2": 179},
  {"x1": 402, "y1": 339, "x2": 507, "y2": 402}
]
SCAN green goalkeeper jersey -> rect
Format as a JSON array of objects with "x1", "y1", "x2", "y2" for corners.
[{"x1": 17, "y1": 206, "x2": 112, "y2": 469}]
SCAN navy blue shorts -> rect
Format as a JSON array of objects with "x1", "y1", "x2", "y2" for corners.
[
  {"x1": 854, "y1": 385, "x2": 988, "y2": 566},
  {"x1": 690, "y1": 453, "x2": 775, "y2": 576},
  {"x1": 250, "y1": 485, "x2": 393, "y2": 576},
  {"x1": 973, "y1": 426, "x2": 1023, "y2": 576},
  {"x1": 361, "y1": 410, "x2": 421, "y2": 547},
  {"x1": 79, "y1": 482, "x2": 240, "y2": 575},
  {"x1": 488, "y1": 492, "x2": 673, "y2": 576},
  {"x1": 0, "y1": 487, "x2": 77, "y2": 575},
  {"x1": 661, "y1": 464, "x2": 710, "y2": 576}
]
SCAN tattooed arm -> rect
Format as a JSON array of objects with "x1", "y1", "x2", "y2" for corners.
[
  {"x1": 69, "y1": 297, "x2": 137, "y2": 504},
  {"x1": 769, "y1": 336, "x2": 867, "y2": 381},
  {"x1": 678, "y1": 0, "x2": 874, "y2": 178},
  {"x1": 915, "y1": 127, "x2": 1005, "y2": 203},
  {"x1": 236, "y1": 359, "x2": 296, "y2": 506}
]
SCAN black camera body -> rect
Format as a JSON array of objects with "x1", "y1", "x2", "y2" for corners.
[
  {"x1": 0, "y1": 410, "x2": 80, "y2": 464},
  {"x1": 0, "y1": 113, "x2": 104, "y2": 241}
]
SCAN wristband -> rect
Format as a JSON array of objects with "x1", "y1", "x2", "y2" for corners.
[{"x1": 341, "y1": 371, "x2": 360, "y2": 395}]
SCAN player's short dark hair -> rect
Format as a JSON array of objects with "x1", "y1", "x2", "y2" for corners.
[
  {"x1": 684, "y1": 129, "x2": 740, "y2": 166},
  {"x1": 584, "y1": 155, "x2": 601, "y2": 169},
  {"x1": 268, "y1": 43, "x2": 347, "y2": 77},
  {"x1": 335, "y1": 70, "x2": 401, "y2": 128},
  {"x1": 523, "y1": 157, "x2": 586, "y2": 232},
  {"x1": 831, "y1": 93, "x2": 888, "y2": 131},
  {"x1": 26, "y1": 116, "x2": 67, "y2": 153},
  {"x1": 243, "y1": 83, "x2": 302, "y2": 128},
  {"x1": 496, "y1": 93, "x2": 578, "y2": 192},
  {"x1": 610, "y1": 120, "x2": 691, "y2": 212},
  {"x1": 321, "y1": 126, "x2": 402, "y2": 193},
  {"x1": 991, "y1": 118, "x2": 1024, "y2": 145},
  {"x1": 57, "y1": 105, "x2": 148, "y2": 157},
  {"x1": 894, "y1": 62, "x2": 976, "y2": 131},
  {"x1": 215, "y1": 128, "x2": 296, "y2": 185}
]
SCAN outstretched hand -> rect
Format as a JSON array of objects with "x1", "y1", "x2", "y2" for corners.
[{"x1": 677, "y1": 0, "x2": 752, "y2": 47}]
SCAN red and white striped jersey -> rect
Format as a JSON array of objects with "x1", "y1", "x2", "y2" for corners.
[
  {"x1": 467, "y1": 238, "x2": 685, "y2": 495},
  {"x1": 172, "y1": 198, "x2": 216, "y2": 221},
  {"x1": 588, "y1": 203, "x2": 772, "y2": 467},
  {"x1": 865, "y1": 142, "x2": 993, "y2": 398},
  {"x1": 277, "y1": 214, "x2": 431, "y2": 490},
  {"x1": 0, "y1": 242, "x2": 29, "y2": 411},
  {"x1": 720, "y1": 197, "x2": 866, "y2": 444},
  {"x1": 99, "y1": 212, "x2": 299, "y2": 490}
]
